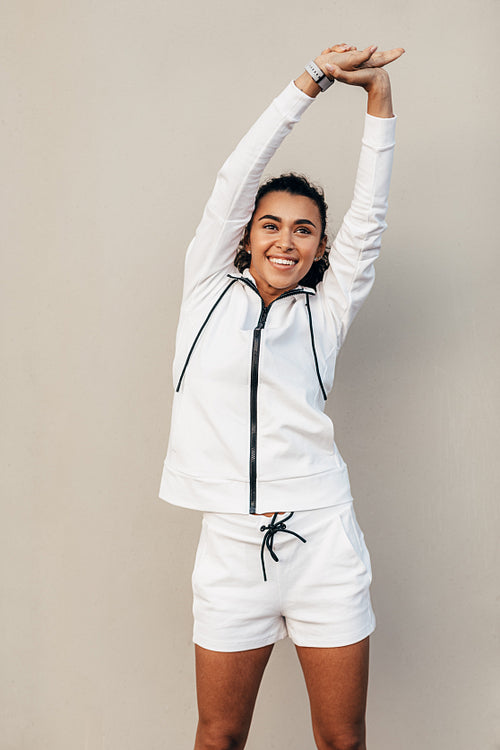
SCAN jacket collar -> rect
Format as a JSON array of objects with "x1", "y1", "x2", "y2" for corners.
[{"x1": 227, "y1": 267, "x2": 316, "y2": 296}]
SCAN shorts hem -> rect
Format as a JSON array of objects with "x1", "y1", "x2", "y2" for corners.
[
  {"x1": 289, "y1": 618, "x2": 376, "y2": 649},
  {"x1": 193, "y1": 630, "x2": 288, "y2": 653}
]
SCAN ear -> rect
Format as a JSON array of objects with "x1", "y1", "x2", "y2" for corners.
[
  {"x1": 243, "y1": 228, "x2": 252, "y2": 254},
  {"x1": 314, "y1": 235, "x2": 328, "y2": 261}
]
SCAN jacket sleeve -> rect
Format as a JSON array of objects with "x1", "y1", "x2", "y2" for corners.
[
  {"x1": 180, "y1": 81, "x2": 315, "y2": 310},
  {"x1": 321, "y1": 113, "x2": 397, "y2": 348}
]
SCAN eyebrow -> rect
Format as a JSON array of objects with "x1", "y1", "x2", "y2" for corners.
[{"x1": 257, "y1": 214, "x2": 317, "y2": 228}]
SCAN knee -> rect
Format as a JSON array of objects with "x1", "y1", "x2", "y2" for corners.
[
  {"x1": 317, "y1": 740, "x2": 365, "y2": 750},
  {"x1": 195, "y1": 719, "x2": 248, "y2": 750},
  {"x1": 315, "y1": 726, "x2": 366, "y2": 750}
]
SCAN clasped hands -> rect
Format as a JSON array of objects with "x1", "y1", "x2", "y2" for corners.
[{"x1": 315, "y1": 43, "x2": 405, "y2": 90}]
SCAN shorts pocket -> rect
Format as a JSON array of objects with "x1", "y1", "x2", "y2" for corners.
[{"x1": 337, "y1": 505, "x2": 372, "y2": 582}]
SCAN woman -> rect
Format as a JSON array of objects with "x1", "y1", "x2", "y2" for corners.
[{"x1": 159, "y1": 42, "x2": 404, "y2": 750}]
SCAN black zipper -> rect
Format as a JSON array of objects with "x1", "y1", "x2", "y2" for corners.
[
  {"x1": 175, "y1": 272, "x2": 322, "y2": 515},
  {"x1": 248, "y1": 286, "x2": 310, "y2": 514},
  {"x1": 249, "y1": 301, "x2": 269, "y2": 514}
]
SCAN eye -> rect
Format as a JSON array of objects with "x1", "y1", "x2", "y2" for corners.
[
  {"x1": 296, "y1": 226, "x2": 312, "y2": 234},
  {"x1": 262, "y1": 223, "x2": 278, "y2": 230}
]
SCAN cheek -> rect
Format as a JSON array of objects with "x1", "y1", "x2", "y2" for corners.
[
  {"x1": 303, "y1": 243, "x2": 320, "y2": 262},
  {"x1": 249, "y1": 236, "x2": 272, "y2": 257},
  {"x1": 246, "y1": 229, "x2": 261, "y2": 253}
]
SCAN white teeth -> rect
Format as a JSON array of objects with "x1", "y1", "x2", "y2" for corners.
[{"x1": 268, "y1": 257, "x2": 297, "y2": 266}]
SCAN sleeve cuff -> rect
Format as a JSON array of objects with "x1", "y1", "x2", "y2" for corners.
[
  {"x1": 362, "y1": 112, "x2": 397, "y2": 149},
  {"x1": 272, "y1": 80, "x2": 316, "y2": 120}
]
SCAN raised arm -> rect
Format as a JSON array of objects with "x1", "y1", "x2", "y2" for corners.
[
  {"x1": 180, "y1": 43, "x2": 404, "y2": 323},
  {"x1": 181, "y1": 82, "x2": 316, "y2": 309},
  {"x1": 313, "y1": 47, "x2": 404, "y2": 346},
  {"x1": 179, "y1": 43, "x2": 385, "y2": 310}
]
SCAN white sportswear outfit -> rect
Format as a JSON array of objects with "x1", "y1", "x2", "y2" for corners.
[{"x1": 158, "y1": 81, "x2": 396, "y2": 650}]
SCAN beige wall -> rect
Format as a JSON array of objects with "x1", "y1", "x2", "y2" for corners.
[{"x1": 3, "y1": 1, "x2": 499, "y2": 748}]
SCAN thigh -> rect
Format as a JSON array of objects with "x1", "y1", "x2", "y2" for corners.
[
  {"x1": 193, "y1": 513, "x2": 287, "y2": 651},
  {"x1": 194, "y1": 643, "x2": 273, "y2": 749},
  {"x1": 295, "y1": 636, "x2": 369, "y2": 749},
  {"x1": 282, "y1": 503, "x2": 375, "y2": 649}
]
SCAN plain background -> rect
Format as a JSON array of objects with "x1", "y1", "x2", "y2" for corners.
[{"x1": 2, "y1": 1, "x2": 499, "y2": 748}]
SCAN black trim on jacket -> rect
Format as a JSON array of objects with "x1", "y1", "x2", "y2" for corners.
[{"x1": 175, "y1": 273, "x2": 327, "y2": 513}]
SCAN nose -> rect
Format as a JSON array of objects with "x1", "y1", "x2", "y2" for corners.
[{"x1": 276, "y1": 228, "x2": 294, "y2": 251}]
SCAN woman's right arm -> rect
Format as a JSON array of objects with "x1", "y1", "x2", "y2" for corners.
[
  {"x1": 180, "y1": 82, "x2": 317, "y2": 310},
  {"x1": 179, "y1": 44, "x2": 403, "y2": 312}
]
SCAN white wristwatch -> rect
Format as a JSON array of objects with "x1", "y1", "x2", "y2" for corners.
[{"x1": 305, "y1": 60, "x2": 335, "y2": 91}]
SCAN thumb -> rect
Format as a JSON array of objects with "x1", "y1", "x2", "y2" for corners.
[
  {"x1": 325, "y1": 63, "x2": 345, "y2": 80},
  {"x1": 325, "y1": 64, "x2": 362, "y2": 86}
]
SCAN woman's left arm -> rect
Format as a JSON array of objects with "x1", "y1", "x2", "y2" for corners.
[{"x1": 314, "y1": 54, "x2": 403, "y2": 347}]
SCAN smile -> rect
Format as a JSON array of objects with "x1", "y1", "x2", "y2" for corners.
[{"x1": 267, "y1": 256, "x2": 298, "y2": 267}]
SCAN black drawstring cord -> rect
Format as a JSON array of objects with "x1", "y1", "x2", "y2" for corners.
[
  {"x1": 259, "y1": 512, "x2": 307, "y2": 582},
  {"x1": 305, "y1": 294, "x2": 327, "y2": 400}
]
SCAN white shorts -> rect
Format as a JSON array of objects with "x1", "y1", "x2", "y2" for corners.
[{"x1": 192, "y1": 501, "x2": 375, "y2": 651}]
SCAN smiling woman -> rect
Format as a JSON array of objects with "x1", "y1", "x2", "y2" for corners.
[
  {"x1": 234, "y1": 171, "x2": 331, "y2": 294},
  {"x1": 158, "y1": 40, "x2": 404, "y2": 750},
  {"x1": 245, "y1": 191, "x2": 327, "y2": 305}
]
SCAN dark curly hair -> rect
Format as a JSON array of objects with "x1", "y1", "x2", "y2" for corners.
[{"x1": 234, "y1": 173, "x2": 330, "y2": 288}]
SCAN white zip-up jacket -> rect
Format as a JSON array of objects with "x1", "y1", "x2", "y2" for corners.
[{"x1": 159, "y1": 81, "x2": 396, "y2": 514}]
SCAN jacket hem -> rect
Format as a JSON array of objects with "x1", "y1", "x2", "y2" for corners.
[{"x1": 159, "y1": 463, "x2": 354, "y2": 514}]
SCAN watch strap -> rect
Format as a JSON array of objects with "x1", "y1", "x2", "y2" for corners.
[{"x1": 305, "y1": 60, "x2": 335, "y2": 91}]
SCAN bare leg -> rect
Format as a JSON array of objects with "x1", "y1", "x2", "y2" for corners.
[
  {"x1": 194, "y1": 643, "x2": 274, "y2": 750},
  {"x1": 295, "y1": 636, "x2": 370, "y2": 750}
]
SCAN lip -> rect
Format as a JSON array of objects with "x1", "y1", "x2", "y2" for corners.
[{"x1": 266, "y1": 255, "x2": 299, "y2": 269}]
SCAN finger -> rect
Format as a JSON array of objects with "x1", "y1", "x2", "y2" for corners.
[
  {"x1": 369, "y1": 47, "x2": 405, "y2": 67},
  {"x1": 325, "y1": 63, "x2": 360, "y2": 85},
  {"x1": 373, "y1": 48, "x2": 405, "y2": 64},
  {"x1": 325, "y1": 63, "x2": 376, "y2": 89},
  {"x1": 321, "y1": 43, "x2": 355, "y2": 54},
  {"x1": 350, "y1": 45, "x2": 378, "y2": 67},
  {"x1": 334, "y1": 43, "x2": 355, "y2": 51}
]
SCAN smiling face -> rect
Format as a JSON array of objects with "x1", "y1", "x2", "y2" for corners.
[{"x1": 246, "y1": 191, "x2": 327, "y2": 306}]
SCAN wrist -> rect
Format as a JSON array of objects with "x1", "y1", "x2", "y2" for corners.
[
  {"x1": 294, "y1": 70, "x2": 321, "y2": 98},
  {"x1": 366, "y1": 70, "x2": 394, "y2": 117},
  {"x1": 365, "y1": 69, "x2": 390, "y2": 94}
]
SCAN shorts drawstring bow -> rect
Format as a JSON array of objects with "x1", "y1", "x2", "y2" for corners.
[{"x1": 259, "y1": 512, "x2": 307, "y2": 581}]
